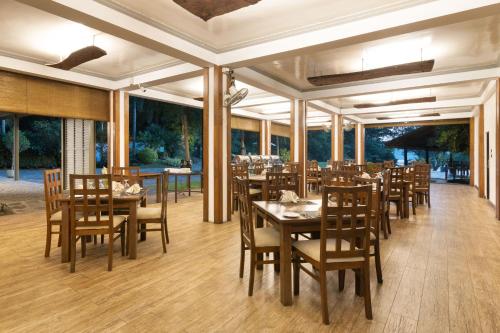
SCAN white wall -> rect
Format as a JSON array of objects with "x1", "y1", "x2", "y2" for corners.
[{"x1": 483, "y1": 84, "x2": 497, "y2": 205}]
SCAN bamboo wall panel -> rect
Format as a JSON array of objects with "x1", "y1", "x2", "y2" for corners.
[
  {"x1": 231, "y1": 116, "x2": 259, "y2": 132},
  {"x1": 0, "y1": 70, "x2": 109, "y2": 121},
  {"x1": 271, "y1": 123, "x2": 290, "y2": 137}
]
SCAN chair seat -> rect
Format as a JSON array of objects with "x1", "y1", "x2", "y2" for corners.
[
  {"x1": 50, "y1": 211, "x2": 62, "y2": 223},
  {"x1": 249, "y1": 188, "x2": 262, "y2": 196},
  {"x1": 137, "y1": 207, "x2": 162, "y2": 220},
  {"x1": 293, "y1": 239, "x2": 364, "y2": 263},
  {"x1": 77, "y1": 215, "x2": 126, "y2": 229},
  {"x1": 253, "y1": 228, "x2": 280, "y2": 248},
  {"x1": 415, "y1": 187, "x2": 429, "y2": 192}
]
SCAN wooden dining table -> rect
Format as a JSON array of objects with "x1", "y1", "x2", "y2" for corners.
[
  {"x1": 58, "y1": 190, "x2": 147, "y2": 263},
  {"x1": 253, "y1": 199, "x2": 322, "y2": 306}
]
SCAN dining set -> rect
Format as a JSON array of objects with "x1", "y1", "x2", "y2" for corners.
[
  {"x1": 43, "y1": 166, "x2": 170, "y2": 272},
  {"x1": 231, "y1": 159, "x2": 431, "y2": 324}
]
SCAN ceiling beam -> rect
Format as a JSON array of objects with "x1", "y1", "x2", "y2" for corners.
[
  {"x1": 361, "y1": 111, "x2": 472, "y2": 125},
  {"x1": 0, "y1": 54, "x2": 114, "y2": 89},
  {"x1": 231, "y1": 108, "x2": 268, "y2": 120},
  {"x1": 129, "y1": 88, "x2": 202, "y2": 108},
  {"x1": 304, "y1": 66, "x2": 500, "y2": 100},
  {"x1": 217, "y1": 0, "x2": 500, "y2": 67},
  {"x1": 114, "y1": 63, "x2": 203, "y2": 90},
  {"x1": 307, "y1": 100, "x2": 340, "y2": 114},
  {"x1": 18, "y1": 0, "x2": 217, "y2": 67},
  {"x1": 233, "y1": 67, "x2": 302, "y2": 99},
  {"x1": 342, "y1": 97, "x2": 481, "y2": 115},
  {"x1": 232, "y1": 95, "x2": 289, "y2": 108}
]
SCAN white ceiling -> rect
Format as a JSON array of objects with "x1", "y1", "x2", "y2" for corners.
[
  {"x1": 0, "y1": 0, "x2": 179, "y2": 80},
  {"x1": 98, "y1": 0, "x2": 432, "y2": 52}
]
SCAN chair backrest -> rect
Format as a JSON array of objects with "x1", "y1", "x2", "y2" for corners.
[
  {"x1": 383, "y1": 160, "x2": 395, "y2": 168},
  {"x1": 69, "y1": 174, "x2": 113, "y2": 230},
  {"x1": 271, "y1": 164, "x2": 284, "y2": 173},
  {"x1": 285, "y1": 162, "x2": 299, "y2": 173},
  {"x1": 330, "y1": 170, "x2": 356, "y2": 186},
  {"x1": 307, "y1": 160, "x2": 320, "y2": 177},
  {"x1": 382, "y1": 169, "x2": 391, "y2": 203},
  {"x1": 389, "y1": 167, "x2": 404, "y2": 196},
  {"x1": 354, "y1": 176, "x2": 381, "y2": 237},
  {"x1": 253, "y1": 161, "x2": 264, "y2": 175},
  {"x1": 266, "y1": 172, "x2": 299, "y2": 201},
  {"x1": 232, "y1": 164, "x2": 249, "y2": 179},
  {"x1": 236, "y1": 177, "x2": 255, "y2": 247},
  {"x1": 403, "y1": 166, "x2": 415, "y2": 190},
  {"x1": 321, "y1": 168, "x2": 333, "y2": 186},
  {"x1": 44, "y1": 169, "x2": 63, "y2": 221},
  {"x1": 111, "y1": 166, "x2": 140, "y2": 185},
  {"x1": 161, "y1": 171, "x2": 169, "y2": 221},
  {"x1": 320, "y1": 185, "x2": 372, "y2": 265},
  {"x1": 414, "y1": 164, "x2": 431, "y2": 189},
  {"x1": 366, "y1": 162, "x2": 383, "y2": 175},
  {"x1": 354, "y1": 164, "x2": 367, "y2": 174}
]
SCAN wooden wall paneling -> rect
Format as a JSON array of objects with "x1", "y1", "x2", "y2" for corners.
[
  {"x1": 124, "y1": 92, "x2": 129, "y2": 167},
  {"x1": 469, "y1": 117, "x2": 475, "y2": 186},
  {"x1": 272, "y1": 123, "x2": 290, "y2": 138},
  {"x1": 231, "y1": 116, "x2": 260, "y2": 132},
  {"x1": 496, "y1": 79, "x2": 500, "y2": 219},
  {"x1": 202, "y1": 69, "x2": 209, "y2": 222},
  {"x1": 478, "y1": 105, "x2": 485, "y2": 198},
  {"x1": 0, "y1": 72, "x2": 27, "y2": 113}
]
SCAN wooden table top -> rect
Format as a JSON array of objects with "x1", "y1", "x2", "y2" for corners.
[
  {"x1": 253, "y1": 199, "x2": 322, "y2": 223},
  {"x1": 139, "y1": 172, "x2": 162, "y2": 177}
]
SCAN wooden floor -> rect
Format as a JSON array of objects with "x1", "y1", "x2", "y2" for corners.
[{"x1": 1, "y1": 184, "x2": 500, "y2": 332}]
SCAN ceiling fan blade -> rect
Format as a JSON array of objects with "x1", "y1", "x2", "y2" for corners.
[
  {"x1": 354, "y1": 96, "x2": 436, "y2": 109},
  {"x1": 376, "y1": 112, "x2": 440, "y2": 120},
  {"x1": 173, "y1": 0, "x2": 261, "y2": 21},
  {"x1": 193, "y1": 97, "x2": 204, "y2": 101},
  {"x1": 308, "y1": 60, "x2": 435, "y2": 86},
  {"x1": 48, "y1": 45, "x2": 107, "y2": 70}
]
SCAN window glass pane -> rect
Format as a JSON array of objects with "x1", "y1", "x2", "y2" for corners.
[
  {"x1": 95, "y1": 121, "x2": 108, "y2": 170},
  {"x1": 343, "y1": 129, "x2": 355, "y2": 161},
  {"x1": 231, "y1": 129, "x2": 260, "y2": 156},
  {"x1": 307, "y1": 129, "x2": 331, "y2": 166},
  {"x1": 271, "y1": 135, "x2": 290, "y2": 161}
]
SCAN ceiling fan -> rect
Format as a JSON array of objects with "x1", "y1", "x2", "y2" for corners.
[
  {"x1": 173, "y1": 0, "x2": 261, "y2": 21},
  {"x1": 308, "y1": 60, "x2": 435, "y2": 86},
  {"x1": 47, "y1": 45, "x2": 107, "y2": 70},
  {"x1": 224, "y1": 69, "x2": 248, "y2": 106}
]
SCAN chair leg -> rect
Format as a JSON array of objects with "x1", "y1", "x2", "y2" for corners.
[
  {"x1": 101, "y1": 235, "x2": 104, "y2": 244},
  {"x1": 374, "y1": 242, "x2": 383, "y2": 284},
  {"x1": 354, "y1": 269, "x2": 362, "y2": 296},
  {"x1": 338, "y1": 270, "x2": 345, "y2": 291},
  {"x1": 160, "y1": 221, "x2": 167, "y2": 253},
  {"x1": 363, "y1": 263, "x2": 373, "y2": 319},
  {"x1": 239, "y1": 242, "x2": 245, "y2": 278},
  {"x1": 93, "y1": 235, "x2": 97, "y2": 245},
  {"x1": 381, "y1": 213, "x2": 388, "y2": 239},
  {"x1": 248, "y1": 252, "x2": 256, "y2": 296},
  {"x1": 107, "y1": 233, "x2": 113, "y2": 271},
  {"x1": 164, "y1": 218, "x2": 170, "y2": 244},
  {"x1": 293, "y1": 252, "x2": 299, "y2": 295},
  {"x1": 319, "y1": 270, "x2": 330, "y2": 325},
  {"x1": 57, "y1": 225, "x2": 62, "y2": 247},
  {"x1": 386, "y1": 213, "x2": 392, "y2": 234},
  {"x1": 120, "y1": 225, "x2": 126, "y2": 256},
  {"x1": 81, "y1": 236, "x2": 86, "y2": 258},
  {"x1": 70, "y1": 234, "x2": 76, "y2": 273},
  {"x1": 274, "y1": 252, "x2": 280, "y2": 273},
  {"x1": 412, "y1": 195, "x2": 416, "y2": 215},
  {"x1": 427, "y1": 191, "x2": 431, "y2": 208},
  {"x1": 45, "y1": 224, "x2": 52, "y2": 257}
]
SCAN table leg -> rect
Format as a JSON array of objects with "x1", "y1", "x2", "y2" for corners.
[
  {"x1": 188, "y1": 174, "x2": 191, "y2": 197},
  {"x1": 128, "y1": 202, "x2": 137, "y2": 259},
  {"x1": 61, "y1": 202, "x2": 70, "y2": 263},
  {"x1": 140, "y1": 197, "x2": 147, "y2": 241},
  {"x1": 175, "y1": 175, "x2": 178, "y2": 203},
  {"x1": 280, "y1": 224, "x2": 293, "y2": 306},
  {"x1": 255, "y1": 208, "x2": 264, "y2": 270},
  {"x1": 156, "y1": 175, "x2": 161, "y2": 203}
]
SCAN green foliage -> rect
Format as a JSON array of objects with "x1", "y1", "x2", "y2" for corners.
[
  {"x1": 343, "y1": 129, "x2": 355, "y2": 160},
  {"x1": 279, "y1": 148, "x2": 290, "y2": 162},
  {"x1": 137, "y1": 147, "x2": 158, "y2": 164},
  {"x1": 231, "y1": 129, "x2": 260, "y2": 155},
  {"x1": 307, "y1": 130, "x2": 330, "y2": 162},
  {"x1": 161, "y1": 156, "x2": 181, "y2": 167},
  {"x1": 3, "y1": 130, "x2": 30, "y2": 153},
  {"x1": 436, "y1": 125, "x2": 469, "y2": 153},
  {"x1": 271, "y1": 135, "x2": 290, "y2": 156}
]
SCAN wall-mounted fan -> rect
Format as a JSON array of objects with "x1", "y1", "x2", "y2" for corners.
[
  {"x1": 343, "y1": 121, "x2": 354, "y2": 132},
  {"x1": 224, "y1": 69, "x2": 248, "y2": 106}
]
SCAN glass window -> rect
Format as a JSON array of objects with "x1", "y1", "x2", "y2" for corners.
[
  {"x1": 231, "y1": 129, "x2": 260, "y2": 156},
  {"x1": 95, "y1": 121, "x2": 108, "y2": 171},
  {"x1": 307, "y1": 129, "x2": 331, "y2": 166},
  {"x1": 271, "y1": 135, "x2": 290, "y2": 161},
  {"x1": 343, "y1": 128, "x2": 355, "y2": 161}
]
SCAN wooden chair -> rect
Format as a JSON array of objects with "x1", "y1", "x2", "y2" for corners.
[
  {"x1": 136, "y1": 171, "x2": 170, "y2": 253},
  {"x1": 285, "y1": 161, "x2": 299, "y2": 173},
  {"x1": 69, "y1": 174, "x2": 126, "y2": 272},
  {"x1": 366, "y1": 162, "x2": 383, "y2": 175},
  {"x1": 43, "y1": 169, "x2": 63, "y2": 257},
  {"x1": 271, "y1": 164, "x2": 283, "y2": 173},
  {"x1": 354, "y1": 164, "x2": 367, "y2": 174},
  {"x1": 306, "y1": 160, "x2": 321, "y2": 193},
  {"x1": 403, "y1": 166, "x2": 417, "y2": 215},
  {"x1": 292, "y1": 185, "x2": 373, "y2": 324},
  {"x1": 236, "y1": 178, "x2": 280, "y2": 296},
  {"x1": 383, "y1": 160, "x2": 395, "y2": 169},
  {"x1": 111, "y1": 166, "x2": 141, "y2": 185},
  {"x1": 414, "y1": 164, "x2": 431, "y2": 208},
  {"x1": 388, "y1": 167, "x2": 404, "y2": 217},
  {"x1": 354, "y1": 176, "x2": 383, "y2": 283},
  {"x1": 321, "y1": 168, "x2": 333, "y2": 187},
  {"x1": 253, "y1": 161, "x2": 265, "y2": 175},
  {"x1": 265, "y1": 172, "x2": 299, "y2": 200},
  {"x1": 381, "y1": 169, "x2": 392, "y2": 238},
  {"x1": 232, "y1": 164, "x2": 249, "y2": 213},
  {"x1": 330, "y1": 170, "x2": 356, "y2": 186}
]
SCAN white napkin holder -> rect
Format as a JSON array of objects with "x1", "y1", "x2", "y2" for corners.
[
  {"x1": 126, "y1": 183, "x2": 142, "y2": 194},
  {"x1": 280, "y1": 190, "x2": 299, "y2": 203}
]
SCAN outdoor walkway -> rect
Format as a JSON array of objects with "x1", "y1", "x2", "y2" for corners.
[{"x1": 0, "y1": 176, "x2": 44, "y2": 214}]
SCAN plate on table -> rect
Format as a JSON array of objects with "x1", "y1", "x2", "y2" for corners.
[{"x1": 283, "y1": 211, "x2": 301, "y2": 218}]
